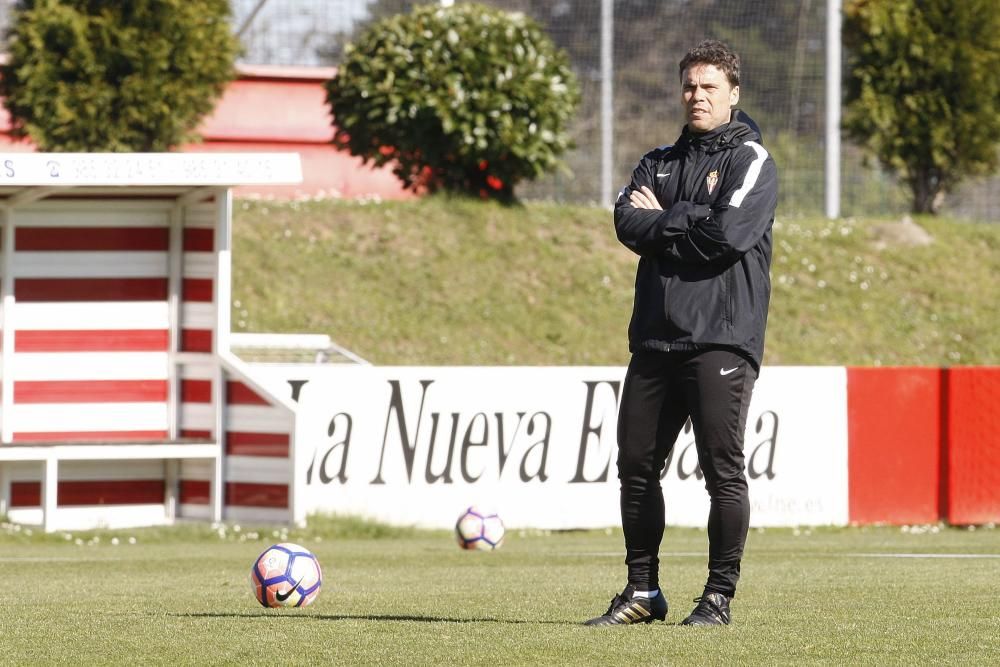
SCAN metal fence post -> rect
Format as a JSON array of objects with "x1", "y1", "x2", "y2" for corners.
[
  {"x1": 825, "y1": 0, "x2": 842, "y2": 219},
  {"x1": 600, "y1": 0, "x2": 613, "y2": 207}
]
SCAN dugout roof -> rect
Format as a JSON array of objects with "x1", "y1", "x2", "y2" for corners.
[{"x1": 0, "y1": 153, "x2": 302, "y2": 202}]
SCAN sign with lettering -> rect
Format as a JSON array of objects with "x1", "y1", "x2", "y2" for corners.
[
  {"x1": 0, "y1": 153, "x2": 302, "y2": 186},
  {"x1": 251, "y1": 366, "x2": 848, "y2": 529}
]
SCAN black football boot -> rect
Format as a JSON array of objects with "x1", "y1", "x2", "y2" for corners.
[
  {"x1": 679, "y1": 592, "x2": 732, "y2": 626},
  {"x1": 583, "y1": 585, "x2": 668, "y2": 626}
]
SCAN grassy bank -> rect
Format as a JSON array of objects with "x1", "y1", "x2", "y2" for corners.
[{"x1": 231, "y1": 196, "x2": 999, "y2": 366}]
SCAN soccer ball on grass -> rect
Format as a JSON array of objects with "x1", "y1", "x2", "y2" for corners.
[
  {"x1": 455, "y1": 506, "x2": 505, "y2": 551},
  {"x1": 250, "y1": 542, "x2": 322, "y2": 607}
]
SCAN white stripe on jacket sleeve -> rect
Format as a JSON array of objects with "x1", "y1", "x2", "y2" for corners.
[{"x1": 728, "y1": 141, "x2": 769, "y2": 208}]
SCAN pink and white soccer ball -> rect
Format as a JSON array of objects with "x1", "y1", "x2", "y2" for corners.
[
  {"x1": 249, "y1": 542, "x2": 322, "y2": 607},
  {"x1": 455, "y1": 506, "x2": 505, "y2": 551}
]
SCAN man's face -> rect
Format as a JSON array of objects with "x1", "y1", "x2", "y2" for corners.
[{"x1": 681, "y1": 63, "x2": 739, "y2": 133}]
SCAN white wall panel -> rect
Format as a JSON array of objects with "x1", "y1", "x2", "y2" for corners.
[
  {"x1": 16, "y1": 208, "x2": 170, "y2": 227},
  {"x1": 181, "y1": 253, "x2": 215, "y2": 279},
  {"x1": 180, "y1": 459, "x2": 214, "y2": 480},
  {"x1": 14, "y1": 302, "x2": 170, "y2": 330},
  {"x1": 181, "y1": 303, "x2": 216, "y2": 328},
  {"x1": 59, "y1": 460, "x2": 165, "y2": 481},
  {"x1": 180, "y1": 404, "x2": 215, "y2": 430},
  {"x1": 225, "y1": 455, "x2": 291, "y2": 483},
  {"x1": 12, "y1": 353, "x2": 169, "y2": 381},
  {"x1": 12, "y1": 252, "x2": 168, "y2": 277},
  {"x1": 13, "y1": 403, "x2": 168, "y2": 432},
  {"x1": 224, "y1": 506, "x2": 290, "y2": 524},
  {"x1": 226, "y1": 404, "x2": 294, "y2": 433}
]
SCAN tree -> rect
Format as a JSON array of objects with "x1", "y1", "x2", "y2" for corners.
[
  {"x1": 0, "y1": 0, "x2": 240, "y2": 152},
  {"x1": 843, "y1": 0, "x2": 1000, "y2": 214},
  {"x1": 325, "y1": 2, "x2": 579, "y2": 200}
]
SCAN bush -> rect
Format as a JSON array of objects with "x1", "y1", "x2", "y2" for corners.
[
  {"x1": 843, "y1": 0, "x2": 1000, "y2": 214},
  {"x1": 0, "y1": 0, "x2": 239, "y2": 152},
  {"x1": 325, "y1": 2, "x2": 580, "y2": 200}
]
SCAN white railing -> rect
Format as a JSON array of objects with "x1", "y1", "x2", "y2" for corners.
[{"x1": 229, "y1": 332, "x2": 370, "y2": 365}]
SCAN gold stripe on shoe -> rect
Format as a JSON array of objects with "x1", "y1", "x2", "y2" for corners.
[{"x1": 617, "y1": 603, "x2": 650, "y2": 623}]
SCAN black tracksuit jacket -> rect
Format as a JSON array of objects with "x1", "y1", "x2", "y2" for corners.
[{"x1": 614, "y1": 109, "x2": 778, "y2": 370}]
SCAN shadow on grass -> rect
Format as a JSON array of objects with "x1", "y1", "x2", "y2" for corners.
[{"x1": 168, "y1": 611, "x2": 584, "y2": 625}]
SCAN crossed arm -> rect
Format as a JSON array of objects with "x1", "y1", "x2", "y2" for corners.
[
  {"x1": 614, "y1": 148, "x2": 777, "y2": 266},
  {"x1": 629, "y1": 185, "x2": 662, "y2": 211}
]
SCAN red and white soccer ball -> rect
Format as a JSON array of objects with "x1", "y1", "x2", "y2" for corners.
[
  {"x1": 455, "y1": 506, "x2": 505, "y2": 551},
  {"x1": 250, "y1": 542, "x2": 322, "y2": 608}
]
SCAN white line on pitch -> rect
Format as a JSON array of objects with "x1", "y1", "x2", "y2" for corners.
[
  {"x1": 565, "y1": 552, "x2": 705, "y2": 557},
  {"x1": 566, "y1": 552, "x2": 1000, "y2": 559},
  {"x1": 0, "y1": 557, "x2": 126, "y2": 563},
  {"x1": 847, "y1": 553, "x2": 1000, "y2": 559}
]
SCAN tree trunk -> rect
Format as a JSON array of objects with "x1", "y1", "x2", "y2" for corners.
[{"x1": 910, "y1": 169, "x2": 943, "y2": 215}]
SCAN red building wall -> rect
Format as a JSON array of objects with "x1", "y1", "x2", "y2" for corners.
[{"x1": 0, "y1": 64, "x2": 412, "y2": 201}]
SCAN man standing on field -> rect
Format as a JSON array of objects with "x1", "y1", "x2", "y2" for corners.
[{"x1": 585, "y1": 40, "x2": 777, "y2": 627}]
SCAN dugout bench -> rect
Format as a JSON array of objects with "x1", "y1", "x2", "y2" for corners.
[{"x1": 0, "y1": 153, "x2": 306, "y2": 532}]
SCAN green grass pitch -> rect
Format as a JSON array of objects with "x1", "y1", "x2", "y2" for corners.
[{"x1": 1, "y1": 518, "x2": 997, "y2": 665}]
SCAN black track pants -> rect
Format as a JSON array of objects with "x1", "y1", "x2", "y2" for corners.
[{"x1": 617, "y1": 348, "x2": 757, "y2": 596}]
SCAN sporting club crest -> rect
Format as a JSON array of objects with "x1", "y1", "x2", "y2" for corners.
[{"x1": 706, "y1": 170, "x2": 719, "y2": 195}]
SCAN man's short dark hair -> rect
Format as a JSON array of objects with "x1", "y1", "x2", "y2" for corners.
[{"x1": 679, "y1": 40, "x2": 740, "y2": 87}]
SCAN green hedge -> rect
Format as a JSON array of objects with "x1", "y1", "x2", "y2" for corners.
[
  {"x1": 325, "y1": 3, "x2": 580, "y2": 200},
  {"x1": 0, "y1": 0, "x2": 239, "y2": 152}
]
